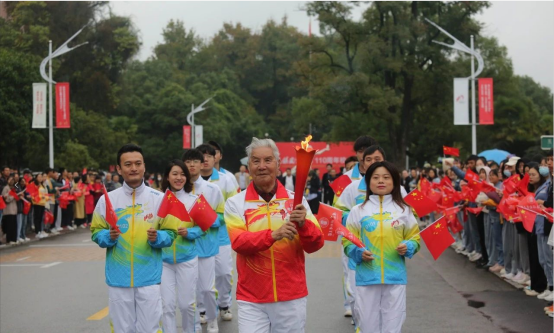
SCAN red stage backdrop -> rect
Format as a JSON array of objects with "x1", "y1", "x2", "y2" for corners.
[{"x1": 275, "y1": 141, "x2": 354, "y2": 175}]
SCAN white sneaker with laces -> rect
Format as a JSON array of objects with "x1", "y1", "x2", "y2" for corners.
[
  {"x1": 469, "y1": 253, "x2": 482, "y2": 262},
  {"x1": 510, "y1": 271, "x2": 524, "y2": 281},
  {"x1": 537, "y1": 290, "x2": 551, "y2": 299},
  {"x1": 207, "y1": 319, "x2": 219, "y2": 333},
  {"x1": 220, "y1": 308, "x2": 232, "y2": 321},
  {"x1": 503, "y1": 273, "x2": 514, "y2": 279},
  {"x1": 544, "y1": 291, "x2": 554, "y2": 302},
  {"x1": 199, "y1": 313, "x2": 207, "y2": 324},
  {"x1": 41, "y1": 232, "x2": 49, "y2": 238}
]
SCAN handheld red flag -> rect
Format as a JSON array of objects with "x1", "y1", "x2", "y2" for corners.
[
  {"x1": 102, "y1": 185, "x2": 120, "y2": 232},
  {"x1": 543, "y1": 208, "x2": 553, "y2": 223},
  {"x1": 336, "y1": 222, "x2": 365, "y2": 248},
  {"x1": 26, "y1": 182, "x2": 41, "y2": 202},
  {"x1": 0, "y1": 196, "x2": 5, "y2": 210},
  {"x1": 420, "y1": 217, "x2": 455, "y2": 260},
  {"x1": 503, "y1": 175, "x2": 521, "y2": 195},
  {"x1": 189, "y1": 194, "x2": 219, "y2": 232},
  {"x1": 419, "y1": 177, "x2": 432, "y2": 196},
  {"x1": 44, "y1": 210, "x2": 55, "y2": 225},
  {"x1": 464, "y1": 169, "x2": 480, "y2": 183},
  {"x1": 404, "y1": 189, "x2": 438, "y2": 217},
  {"x1": 9, "y1": 189, "x2": 20, "y2": 201},
  {"x1": 466, "y1": 207, "x2": 484, "y2": 216},
  {"x1": 518, "y1": 207, "x2": 537, "y2": 233},
  {"x1": 443, "y1": 146, "x2": 460, "y2": 157},
  {"x1": 330, "y1": 174, "x2": 352, "y2": 197},
  {"x1": 314, "y1": 203, "x2": 343, "y2": 241},
  {"x1": 516, "y1": 173, "x2": 530, "y2": 196},
  {"x1": 22, "y1": 199, "x2": 31, "y2": 215},
  {"x1": 157, "y1": 190, "x2": 191, "y2": 222}
]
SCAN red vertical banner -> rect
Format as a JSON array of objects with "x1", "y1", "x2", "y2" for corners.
[
  {"x1": 183, "y1": 125, "x2": 191, "y2": 149},
  {"x1": 478, "y1": 78, "x2": 494, "y2": 125},
  {"x1": 56, "y1": 82, "x2": 70, "y2": 128}
]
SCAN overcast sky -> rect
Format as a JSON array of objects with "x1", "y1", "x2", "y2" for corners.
[{"x1": 111, "y1": 1, "x2": 554, "y2": 91}]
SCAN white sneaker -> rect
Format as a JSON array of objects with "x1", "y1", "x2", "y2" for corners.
[
  {"x1": 56, "y1": 227, "x2": 63, "y2": 231},
  {"x1": 469, "y1": 253, "x2": 482, "y2": 262},
  {"x1": 537, "y1": 290, "x2": 552, "y2": 299},
  {"x1": 80, "y1": 224, "x2": 86, "y2": 229},
  {"x1": 344, "y1": 309, "x2": 352, "y2": 317},
  {"x1": 18, "y1": 238, "x2": 25, "y2": 243},
  {"x1": 510, "y1": 271, "x2": 524, "y2": 281},
  {"x1": 460, "y1": 250, "x2": 469, "y2": 256},
  {"x1": 199, "y1": 313, "x2": 207, "y2": 324},
  {"x1": 50, "y1": 229, "x2": 59, "y2": 235},
  {"x1": 25, "y1": 237, "x2": 31, "y2": 241},
  {"x1": 467, "y1": 251, "x2": 476, "y2": 257},
  {"x1": 524, "y1": 287, "x2": 540, "y2": 296},
  {"x1": 68, "y1": 226, "x2": 76, "y2": 230},
  {"x1": 41, "y1": 232, "x2": 49, "y2": 238},
  {"x1": 500, "y1": 268, "x2": 506, "y2": 275},
  {"x1": 220, "y1": 308, "x2": 232, "y2": 321},
  {"x1": 207, "y1": 319, "x2": 218, "y2": 333},
  {"x1": 514, "y1": 274, "x2": 530, "y2": 285},
  {"x1": 544, "y1": 292, "x2": 554, "y2": 302},
  {"x1": 503, "y1": 273, "x2": 515, "y2": 280}
]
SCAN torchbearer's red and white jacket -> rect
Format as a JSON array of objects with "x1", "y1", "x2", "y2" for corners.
[{"x1": 224, "y1": 181, "x2": 324, "y2": 303}]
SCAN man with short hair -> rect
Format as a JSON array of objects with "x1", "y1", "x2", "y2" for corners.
[
  {"x1": 235, "y1": 165, "x2": 250, "y2": 191},
  {"x1": 279, "y1": 168, "x2": 295, "y2": 192},
  {"x1": 104, "y1": 173, "x2": 116, "y2": 192},
  {"x1": 183, "y1": 148, "x2": 225, "y2": 332},
  {"x1": 90, "y1": 143, "x2": 179, "y2": 333},
  {"x1": 225, "y1": 137, "x2": 324, "y2": 333},
  {"x1": 343, "y1": 135, "x2": 377, "y2": 181},
  {"x1": 208, "y1": 140, "x2": 240, "y2": 191}
]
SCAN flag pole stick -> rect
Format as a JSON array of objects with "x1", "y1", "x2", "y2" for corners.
[
  {"x1": 407, "y1": 204, "x2": 465, "y2": 241},
  {"x1": 516, "y1": 206, "x2": 549, "y2": 218}
]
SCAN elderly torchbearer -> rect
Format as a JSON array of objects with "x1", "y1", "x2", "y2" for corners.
[{"x1": 224, "y1": 137, "x2": 325, "y2": 333}]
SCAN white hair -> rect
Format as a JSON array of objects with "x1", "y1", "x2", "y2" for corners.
[{"x1": 246, "y1": 137, "x2": 280, "y2": 161}]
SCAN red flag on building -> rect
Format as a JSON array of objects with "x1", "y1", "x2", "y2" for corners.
[
  {"x1": 420, "y1": 217, "x2": 455, "y2": 260},
  {"x1": 466, "y1": 207, "x2": 484, "y2": 216},
  {"x1": 518, "y1": 207, "x2": 537, "y2": 233},
  {"x1": 330, "y1": 174, "x2": 352, "y2": 197},
  {"x1": 189, "y1": 194, "x2": 219, "y2": 232},
  {"x1": 103, "y1": 185, "x2": 120, "y2": 232},
  {"x1": 443, "y1": 146, "x2": 460, "y2": 157},
  {"x1": 314, "y1": 203, "x2": 342, "y2": 241},
  {"x1": 404, "y1": 189, "x2": 438, "y2": 217}
]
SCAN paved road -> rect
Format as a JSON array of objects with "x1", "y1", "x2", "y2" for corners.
[{"x1": 1, "y1": 229, "x2": 551, "y2": 332}]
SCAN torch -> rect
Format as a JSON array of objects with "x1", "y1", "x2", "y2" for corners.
[{"x1": 293, "y1": 135, "x2": 318, "y2": 207}]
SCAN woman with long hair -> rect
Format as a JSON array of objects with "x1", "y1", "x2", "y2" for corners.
[
  {"x1": 160, "y1": 159, "x2": 203, "y2": 333},
  {"x1": 31, "y1": 174, "x2": 48, "y2": 239},
  {"x1": 343, "y1": 161, "x2": 420, "y2": 333}
]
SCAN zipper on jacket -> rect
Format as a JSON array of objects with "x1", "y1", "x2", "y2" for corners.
[
  {"x1": 379, "y1": 196, "x2": 384, "y2": 284},
  {"x1": 267, "y1": 202, "x2": 278, "y2": 302},
  {"x1": 131, "y1": 189, "x2": 135, "y2": 288},
  {"x1": 173, "y1": 241, "x2": 177, "y2": 264}
]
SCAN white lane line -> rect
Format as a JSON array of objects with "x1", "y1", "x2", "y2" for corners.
[
  {"x1": 41, "y1": 262, "x2": 62, "y2": 268},
  {"x1": 82, "y1": 239, "x2": 91, "y2": 242},
  {"x1": 30, "y1": 244, "x2": 96, "y2": 248},
  {"x1": 0, "y1": 264, "x2": 44, "y2": 267},
  {"x1": 16, "y1": 256, "x2": 32, "y2": 261}
]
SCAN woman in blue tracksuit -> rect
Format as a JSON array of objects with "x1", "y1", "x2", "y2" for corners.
[{"x1": 160, "y1": 160, "x2": 204, "y2": 333}]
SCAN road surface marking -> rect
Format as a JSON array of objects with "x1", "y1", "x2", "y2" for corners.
[
  {"x1": 16, "y1": 256, "x2": 31, "y2": 261},
  {"x1": 41, "y1": 262, "x2": 62, "y2": 268},
  {"x1": 87, "y1": 306, "x2": 109, "y2": 321},
  {"x1": 82, "y1": 239, "x2": 91, "y2": 242},
  {"x1": 0, "y1": 264, "x2": 43, "y2": 267},
  {"x1": 30, "y1": 244, "x2": 96, "y2": 248}
]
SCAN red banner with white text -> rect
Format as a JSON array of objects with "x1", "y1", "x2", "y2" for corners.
[
  {"x1": 275, "y1": 141, "x2": 354, "y2": 175},
  {"x1": 183, "y1": 125, "x2": 191, "y2": 149},
  {"x1": 478, "y1": 78, "x2": 494, "y2": 125},
  {"x1": 56, "y1": 82, "x2": 70, "y2": 128}
]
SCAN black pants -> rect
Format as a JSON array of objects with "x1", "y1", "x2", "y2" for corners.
[
  {"x1": 476, "y1": 213, "x2": 489, "y2": 263},
  {"x1": 74, "y1": 218, "x2": 86, "y2": 226},
  {"x1": 34, "y1": 205, "x2": 45, "y2": 234},
  {"x1": 528, "y1": 232, "x2": 547, "y2": 292},
  {"x1": 61, "y1": 204, "x2": 73, "y2": 227},
  {"x1": 2, "y1": 215, "x2": 17, "y2": 243}
]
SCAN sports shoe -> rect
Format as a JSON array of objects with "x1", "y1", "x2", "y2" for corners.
[
  {"x1": 68, "y1": 225, "x2": 76, "y2": 230},
  {"x1": 56, "y1": 227, "x2": 63, "y2": 231},
  {"x1": 469, "y1": 253, "x2": 482, "y2": 262},
  {"x1": 351, "y1": 319, "x2": 354, "y2": 325},
  {"x1": 544, "y1": 292, "x2": 554, "y2": 302},
  {"x1": 24, "y1": 237, "x2": 31, "y2": 241},
  {"x1": 18, "y1": 238, "x2": 25, "y2": 243},
  {"x1": 460, "y1": 249, "x2": 469, "y2": 256},
  {"x1": 344, "y1": 309, "x2": 352, "y2": 317},
  {"x1": 524, "y1": 286, "x2": 539, "y2": 296},
  {"x1": 538, "y1": 290, "x2": 552, "y2": 300},
  {"x1": 199, "y1": 312, "x2": 207, "y2": 324},
  {"x1": 502, "y1": 272, "x2": 515, "y2": 280},
  {"x1": 220, "y1": 307, "x2": 232, "y2": 321},
  {"x1": 513, "y1": 273, "x2": 530, "y2": 285},
  {"x1": 50, "y1": 229, "x2": 59, "y2": 235},
  {"x1": 500, "y1": 268, "x2": 506, "y2": 275},
  {"x1": 489, "y1": 264, "x2": 503, "y2": 273},
  {"x1": 80, "y1": 224, "x2": 86, "y2": 229},
  {"x1": 545, "y1": 305, "x2": 553, "y2": 313},
  {"x1": 207, "y1": 319, "x2": 219, "y2": 333},
  {"x1": 510, "y1": 271, "x2": 524, "y2": 281},
  {"x1": 40, "y1": 231, "x2": 49, "y2": 238}
]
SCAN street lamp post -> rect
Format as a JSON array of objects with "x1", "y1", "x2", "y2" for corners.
[
  {"x1": 39, "y1": 25, "x2": 89, "y2": 168},
  {"x1": 186, "y1": 96, "x2": 214, "y2": 148},
  {"x1": 425, "y1": 18, "x2": 485, "y2": 155}
]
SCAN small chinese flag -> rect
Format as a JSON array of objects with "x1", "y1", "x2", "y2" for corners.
[
  {"x1": 0, "y1": 196, "x2": 5, "y2": 210},
  {"x1": 441, "y1": 192, "x2": 455, "y2": 208},
  {"x1": 503, "y1": 175, "x2": 521, "y2": 196},
  {"x1": 481, "y1": 181, "x2": 497, "y2": 193},
  {"x1": 466, "y1": 207, "x2": 484, "y2": 216},
  {"x1": 518, "y1": 193, "x2": 540, "y2": 212},
  {"x1": 464, "y1": 169, "x2": 480, "y2": 183},
  {"x1": 23, "y1": 174, "x2": 32, "y2": 183},
  {"x1": 44, "y1": 210, "x2": 55, "y2": 225},
  {"x1": 9, "y1": 188, "x2": 20, "y2": 201},
  {"x1": 419, "y1": 177, "x2": 432, "y2": 196},
  {"x1": 404, "y1": 189, "x2": 438, "y2": 217},
  {"x1": 22, "y1": 199, "x2": 31, "y2": 215},
  {"x1": 314, "y1": 203, "x2": 343, "y2": 242},
  {"x1": 102, "y1": 185, "x2": 120, "y2": 232},
  {"x1": 330, "y1": 174, "x2": 352, "y2": 197},
  {"x1": 518, "y1": 207, "x2": 537, "y2": 233},
  {"x1": 443, "y1": 146, "x2": 460, "y2": 157},
  {"x1": 26, "y1": 182, "x2": 40, "y2": 202},
  {"x1": 189, "y1": 194, "x2": 218, "y2": 232},
  {"x1": 439, "y1": 176, "x2": 453, "y2": 189},
  {"x1": 158, "y1": 190, "x2": 191, "y2": 222},
  {"x1": 444, "y1": 206, "x2": 463, "y2": 234},
  {"x1": 517, "y1": 173, "x2": 530, "y2": 196},
  {"x1": 420, "y1": 217, "x2": 455, "y2": 260},
  {"x1": 427, "y1": 190, "x2": 443, "y2": 204},
  {"x1": 337, "y1": 222, "x2": 365, "y2": 248}
]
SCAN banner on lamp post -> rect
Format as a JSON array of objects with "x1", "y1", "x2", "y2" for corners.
[
  {"x1": 194, "y1": 125, "x2": 203, "y2": 147},
  {"x1": 55, "y1": 82, "x2": 70, "y2": 128},
  {"x1": 453, "y1": 78, "x2": 469, "y2": 125},
  {"x1": 183, "y1": 125, "x2": 191, "y2": 149},
  {"x1": 32, "y1": 83, "x2": 47, "y2": 128},
  {"x1": 478, "y1": 78, "x2": 494, "y2": 125}
]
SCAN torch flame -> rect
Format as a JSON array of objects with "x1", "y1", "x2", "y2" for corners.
[{"x1": 301, "y1": 135, "x2": 313, "y2": 150}]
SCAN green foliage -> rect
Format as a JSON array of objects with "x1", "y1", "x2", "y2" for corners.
[{"x1": 55, "y1": 140, "x2": 99, "y2": 171}]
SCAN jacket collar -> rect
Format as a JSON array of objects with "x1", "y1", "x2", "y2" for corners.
[
  {"x1": 210, "y1": 168, "x2": 220, "y2": 181},
  {"x1": 358, "y1": 176, "x2": 367, "y2": 191},
  {"x1": 122, "y1": 181, "x2": 146, "y2": 196},
  {"x1": 368, "y1": 194, "x2": 393, "y2": 206},
  {"x1": 351, "y1": 163, "x2": 361, "y2": 179},
  {"x1": 245, "y1": 179, "x2": 289, "y2": 201}
]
